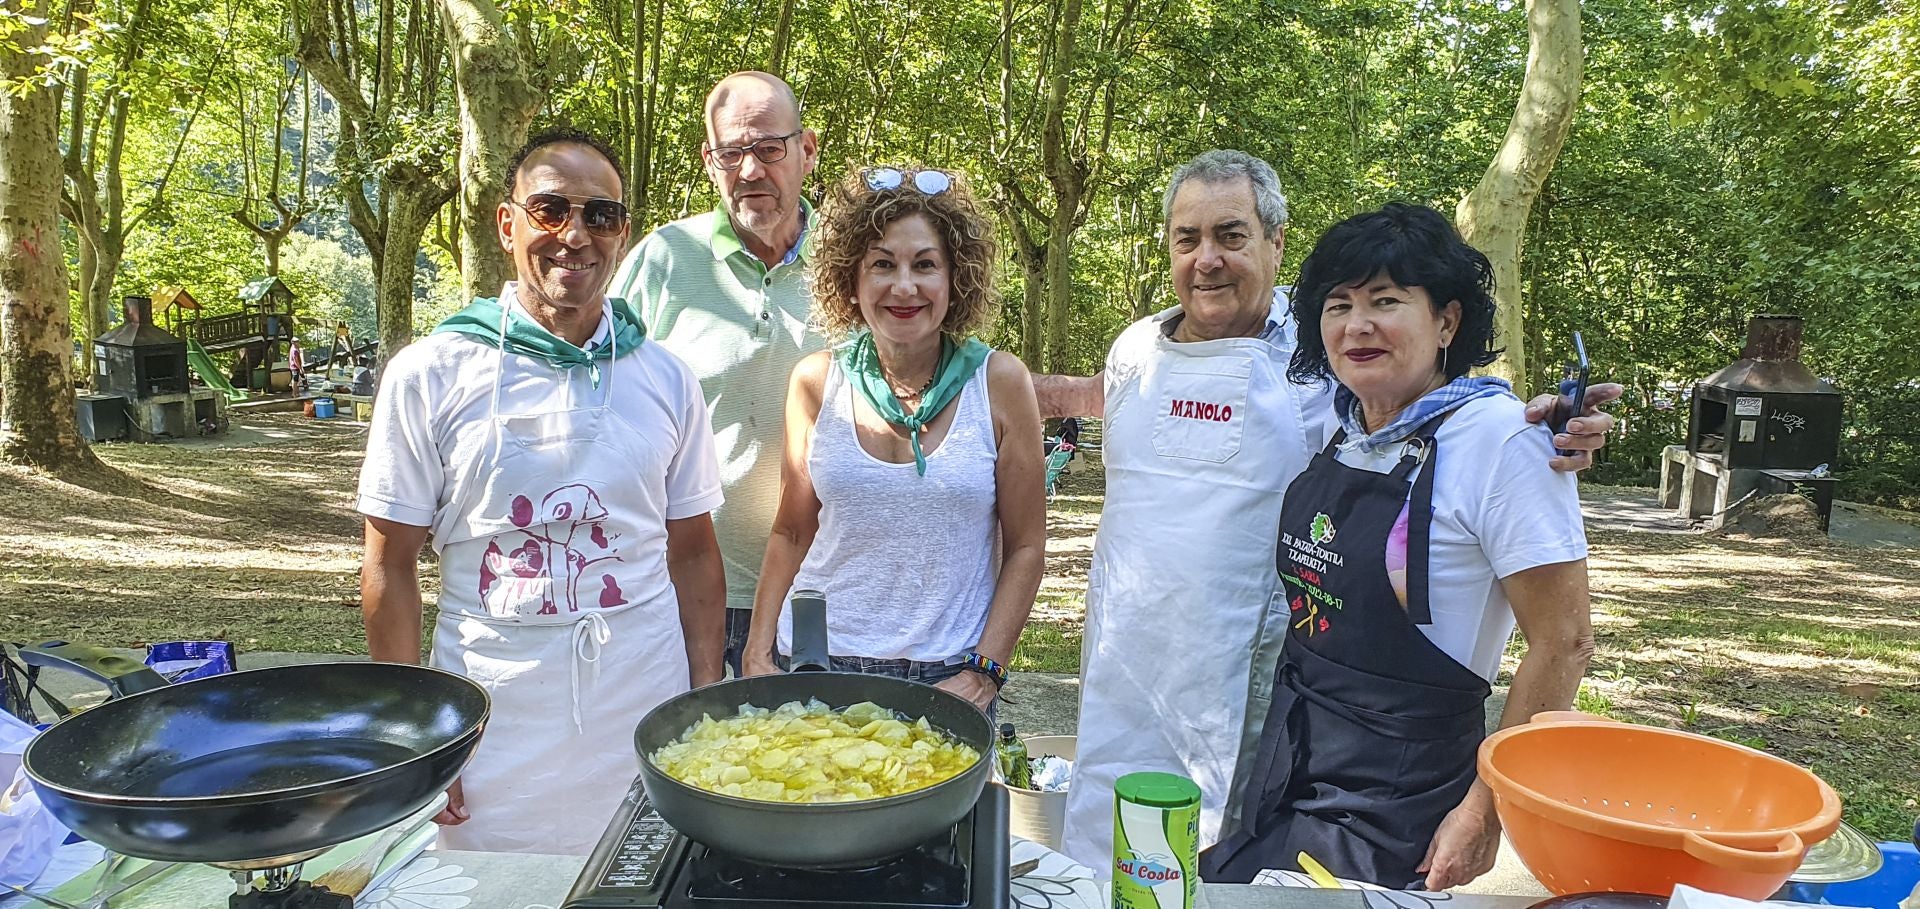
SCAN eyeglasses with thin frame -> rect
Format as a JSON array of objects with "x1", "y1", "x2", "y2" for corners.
[
  {"x1": 704, "y1": 129, "x2": 804, "y2": 171},
  {"x1": 864, "y1": 167, "x2": 953, "y2": 196},
  {"x1": 510, "y1": 193, "x2": 630, "y2": 238}
]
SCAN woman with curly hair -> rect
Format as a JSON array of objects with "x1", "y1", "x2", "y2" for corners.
[{"x1": 739, "y1": 167, "x2": 1045, "y2": 712}]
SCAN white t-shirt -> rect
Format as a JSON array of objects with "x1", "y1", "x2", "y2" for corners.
[
  {"x1": 1329, "y1": 394, "x2": 1587, "y2": 681},
  {"x1": 356, "y1": 301, "x2": 723, "y2": 559}
]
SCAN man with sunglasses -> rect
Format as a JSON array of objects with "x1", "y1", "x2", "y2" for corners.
[
  {"x1": 607, "y1": 71, "x2": 821, "y2": 676},
  {"x1": 358, "y1": 129, "x2": 726, "y2": 854}
]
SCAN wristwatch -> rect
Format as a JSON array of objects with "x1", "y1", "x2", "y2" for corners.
[{"x1": 959, "y1": 652, "x2": 1008, "y2": 689}]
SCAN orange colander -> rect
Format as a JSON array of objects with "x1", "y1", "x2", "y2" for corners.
[{"x1": 1478, "y1": 712, "x2": 1841, "y2": 900}]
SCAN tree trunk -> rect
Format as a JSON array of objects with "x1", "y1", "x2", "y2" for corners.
[
  {"x1": 1035, "y1": 0, "x2": 1088, "y2": 373},
  {"x1": 438, "y1": 0, "x2": 540, "y2": 302},
  {"x1": 86, "y1": 235, "x2": 121, "y2": 333},
  {"x1": 1, "y1": 0, "x2": 100, "y2": 471},
  {"x1": 995, "y1": 189, "x2": 1048, "y2": 369},
  {"x1": 1041, "y1": 192, "x2": 1079, "y2": 371},
  {"x1": 72, "y1": 221, "x2": 103, "y2": 340},
  {"x1": 765, "y1": 0, "x2": 795, "y2": 76},
  {"x1": 374, "y1": 189, "x2": 442, "y2": 366},
  {"x1": 294, "y1": 0, "x2": 456, "y2": 365},
  {"x1": 1453, "y1": 0, "x2": 1582, "y2": 393},
  {"x1": 1019, "y1": 253, "x2": 1046, "y2": 367}
]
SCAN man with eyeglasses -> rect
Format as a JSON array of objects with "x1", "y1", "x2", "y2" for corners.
[
  {"x1": 358, "y1": 128, "x2": 726, "y2": 854},
  {"x1": 607, "y1": 71, "x2": 821, "y2": 676}
]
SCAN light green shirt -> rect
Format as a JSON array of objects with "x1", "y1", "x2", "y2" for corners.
[{"x1": 607, "y1": 204, "x2": 823, "y2": 610}]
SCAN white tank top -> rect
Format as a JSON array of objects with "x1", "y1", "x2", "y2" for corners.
[{"x1": 777, "y1": 357, "x2": 1000, "y2": 661}]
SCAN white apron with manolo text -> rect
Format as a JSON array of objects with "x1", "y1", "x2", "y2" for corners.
[
  {"x1": 1062, "y1": 300, "x2": 1333, "y2": 874},
  {"x1": 431, "y1": 302, "x2": 690, "y2": 855}
]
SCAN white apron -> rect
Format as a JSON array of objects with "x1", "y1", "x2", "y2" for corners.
[
  {"x1": 1062, "y1": 304, "x2": 1330, "y2": 874},
  {"x1": 430, "y1": 303, "x2": 691, "y2": 855}
]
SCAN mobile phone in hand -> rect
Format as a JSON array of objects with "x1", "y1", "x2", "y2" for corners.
[{"x1": 1552, "y1": 332, "x2": 1590, "y2": 457}]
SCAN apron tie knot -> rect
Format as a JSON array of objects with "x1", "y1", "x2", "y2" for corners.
[{"x1": 570, "y1": 611, "x2": 612, "y2": 733}]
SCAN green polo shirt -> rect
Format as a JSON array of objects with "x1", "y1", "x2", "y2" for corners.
[{"x1": 607, "y1": 203, "x2": 824, "y2": 611}]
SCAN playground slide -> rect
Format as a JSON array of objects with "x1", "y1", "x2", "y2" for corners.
[{"x1": 186, "y1": 339, "x2": 248, "y2": 402}]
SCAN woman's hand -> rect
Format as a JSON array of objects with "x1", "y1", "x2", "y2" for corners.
[
  {"x1": 741, "y1": 649, "x2": 781, "y2": 678},
  {"x1": 1416, "y1": 795, "x2": 1501, "y2": 890},
  {"x1": 934, "y1": 670, "x2": 999, "y2": 711},
  {"x1": 434, "y1": 778, "x2": 470, "y2": 826}
]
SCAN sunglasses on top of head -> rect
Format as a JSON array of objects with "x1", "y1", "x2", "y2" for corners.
[
  {"x1": 510, "y1": 193, "x2": 630, "y2": 238},
  {"x1": 863, "y1": 167, "x2": 954, "y2": 196}
]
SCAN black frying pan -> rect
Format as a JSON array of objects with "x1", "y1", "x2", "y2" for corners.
[
  {"x1": 632, "y1": 595, "x2": 993, "y2": 868},
  {"x1": 20, "y1": 643, "x2": 488, "y2": 865}
]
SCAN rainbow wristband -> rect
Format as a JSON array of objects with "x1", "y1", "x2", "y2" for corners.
[{"x1": 960, "y1": 652, "x2": 1008, "y2": 689}]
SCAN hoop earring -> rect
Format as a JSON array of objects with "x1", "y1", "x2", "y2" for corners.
[{"x1": 1439, "y1": 345, "x2": 1449, "y2": 377}]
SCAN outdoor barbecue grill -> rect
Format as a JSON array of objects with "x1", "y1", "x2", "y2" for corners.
[
  {"x1": 1686, "y1": 314, "x2": 1842, "y2": 470},
  {"x1": 1663, "y1": 314, "x2": 1846, "y2": 531}
]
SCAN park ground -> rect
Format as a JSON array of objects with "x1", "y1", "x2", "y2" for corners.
[{"x1": 2, "y1": 413, "x2": 1917, "y2": 839}]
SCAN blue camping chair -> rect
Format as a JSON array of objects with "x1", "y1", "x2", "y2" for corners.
[{"x1": 1044, "y1": 440, "x2": 1076, "y2": 501}]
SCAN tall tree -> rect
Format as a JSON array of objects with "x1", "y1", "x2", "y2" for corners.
[
  {"x1": 230, "y1": 54, "x2": 316, "y2": 277},
  {"x1": 57, "y1": 0, "x2": 212, "y2": 347},
  {"x1": 293, "y1": 0, "x2": 456, "y2": 364},
  {"x1": 2, "y1": 0, "x2": 101, "y2": 471},
  {"x1": 1453, "y1": 0, "x2": 1582, "y2": 390},
  {"x1": 990, "y1": 0, "x2": 1149, "y2": 371},
  {"x1": 437, "y1": 0, "x2": 539, "y2": 301}
]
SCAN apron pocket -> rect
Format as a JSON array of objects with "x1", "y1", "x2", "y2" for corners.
[{"x1": 1151, "y1": 359, "x2": 1252, "y2": 463}]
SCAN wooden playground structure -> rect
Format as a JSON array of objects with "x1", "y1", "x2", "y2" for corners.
[{"x1": 157, "y1": 279, "x2": 298, "y2": 392}]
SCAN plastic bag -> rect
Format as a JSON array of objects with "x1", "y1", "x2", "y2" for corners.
[
  {"x1": 0, "y1": 711, "x2": 62, "y2": 889},
  {"x1": 144, "y1": 641, "x2": 236, "y2": 684}
]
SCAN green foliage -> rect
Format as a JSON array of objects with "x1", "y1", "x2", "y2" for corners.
[
  {"x1": 1524, "y1": 0, "x2": 1920, "y2": 505},
  {"x1": 280, "y1": 234, "x2": 376, "y2": 343},
  {"x1": 49, "y1": 0, "x2": 1920, "y2": 504}
]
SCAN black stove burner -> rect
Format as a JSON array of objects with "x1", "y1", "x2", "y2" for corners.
[
  {"x1": 563, "y1": 778, "x2": 1008, "y2": 909},
  {"x1": 680, "y1": 826, "x2": 970, "y2": 907},
  {"x1": 229, "y1": 881, "x2": 353, "y2": 909}
]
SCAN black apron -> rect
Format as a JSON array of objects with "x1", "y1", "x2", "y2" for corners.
[{"x1": 1201, "y1": 414, "x2": 1491, "y2": 889}]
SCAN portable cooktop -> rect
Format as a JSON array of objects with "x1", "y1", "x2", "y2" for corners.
[{"x1": 562, "y1": 777, "x2": 1010, "y2": 909}]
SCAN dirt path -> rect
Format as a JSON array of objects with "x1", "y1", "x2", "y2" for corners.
[{"x1": 4, "y1": 415, "x2": 1917, "y2": 838}]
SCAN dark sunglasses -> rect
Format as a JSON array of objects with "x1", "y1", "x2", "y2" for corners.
[
  {"x1": 864, "y1": 167, "x2": 954, "y2": 195},
  {"x1": 704, "y1": 129, "x2": 804, "y2": 171},
  {"x1": 510, "y1": 193, "x2": 630, "y2": 237}
]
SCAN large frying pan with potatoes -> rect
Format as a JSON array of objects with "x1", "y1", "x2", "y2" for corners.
[{"x1": 631, "y1": 594, "x2": 993, "y2": 868}]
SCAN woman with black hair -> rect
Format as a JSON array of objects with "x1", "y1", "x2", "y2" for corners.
[{"x1": 1203, "y1": 203, "x2": 1594, "y2": 890}]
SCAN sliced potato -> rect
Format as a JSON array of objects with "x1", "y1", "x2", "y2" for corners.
[{"x1": 654, "y1": 698, "x2": 979, "y2": 803}]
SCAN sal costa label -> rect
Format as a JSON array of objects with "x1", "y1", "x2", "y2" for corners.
[{"x1": 1112, "y1": 772, "x2": 1199, "y2": 909}]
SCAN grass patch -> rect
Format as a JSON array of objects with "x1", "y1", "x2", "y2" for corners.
[
  {"x1": 1574, "y1": 682, "x2": 1622, "y2": 719},
  {"x1": 1012, "y1": 616, "x2": 1082, "y2": 673}
]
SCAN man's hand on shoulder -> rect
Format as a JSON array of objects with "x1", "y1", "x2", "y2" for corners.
[{"x1": 1523, "y1": 382, "x2": 1624, "y2": 473}]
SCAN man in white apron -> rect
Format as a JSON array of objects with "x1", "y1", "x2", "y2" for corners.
[
  {"x1": 1060, "y1": 151, "x2": 1620, "y2": 874},
  {"x1": 357, "y1": 129, "x2": 726, "y2": 855}
]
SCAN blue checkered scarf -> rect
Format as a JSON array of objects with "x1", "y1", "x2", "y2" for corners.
[{"x1": 1335, "y1": 375, "x2": 1516, "y2": 453}]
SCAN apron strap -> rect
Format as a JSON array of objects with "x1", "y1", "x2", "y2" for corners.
[
  {"x1": 1405, "y1": 436, "x2": 1439, "y2": 625},
  {"x1": 1387, "y1": 413, "x2": 1447, "y2": 625},
  {"x1": 570, "y1": 611, "x2": 612, "y2": 733}
]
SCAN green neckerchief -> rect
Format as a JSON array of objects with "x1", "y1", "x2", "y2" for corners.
[
  {"x1": 432, "y1": 292, "x2": 647, "y2": 388},
  {"x1": 838, "y1": 331, "x2": 992, "y2": 476}
]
